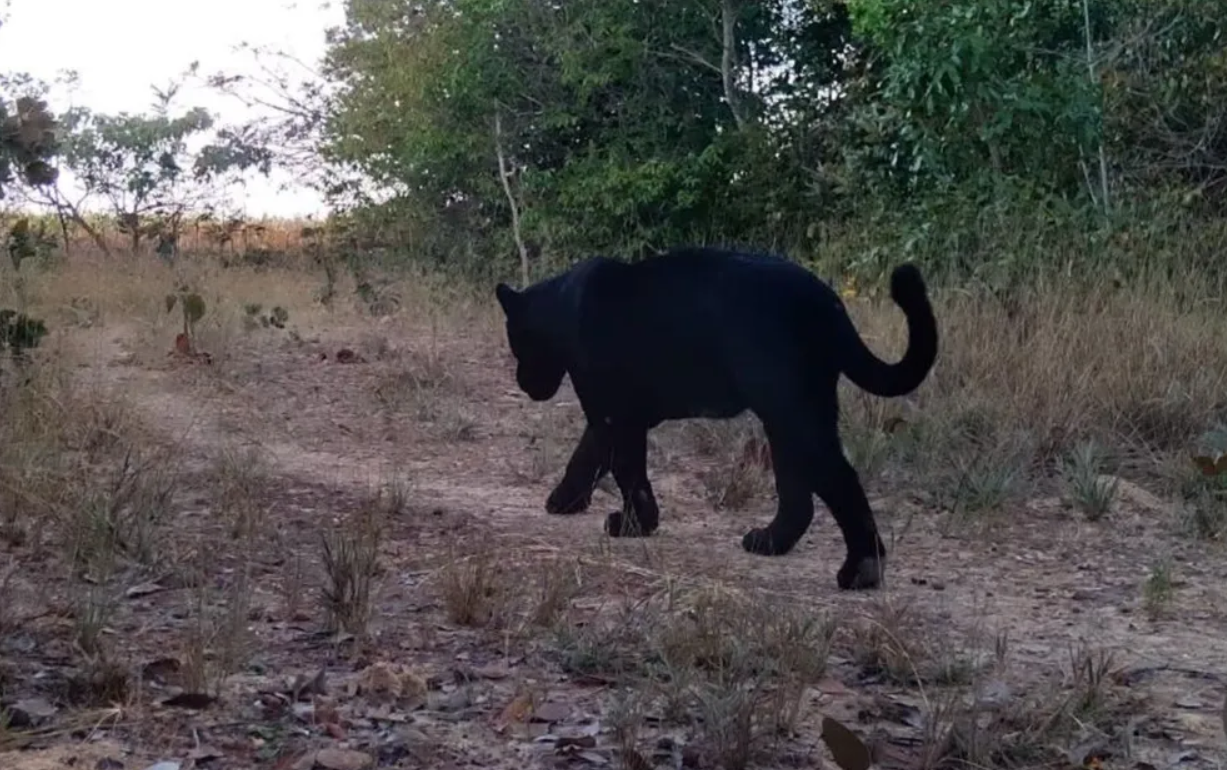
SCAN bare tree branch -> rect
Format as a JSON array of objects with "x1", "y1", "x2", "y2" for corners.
[{"x1": 494, "y1": 109, "x2": 529, "y2": 288}]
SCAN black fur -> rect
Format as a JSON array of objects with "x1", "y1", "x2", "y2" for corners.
[{"x1": 495, "y1": 246, "x2": 938, "y2": 590}]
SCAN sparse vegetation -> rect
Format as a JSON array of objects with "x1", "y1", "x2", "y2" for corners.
[
  {"x1": 1142, "y1": 558, "x2": 1174, "y2": 618},
  {"x1": 319, "y1": 504, "x2": 384, "y2": 637},
  {"x1": 0, "y1": 226, "x2": 1221, "y2": 767},
  {"x1": 1060, "y1": 440, "x2": 1119, "y2": 520}
]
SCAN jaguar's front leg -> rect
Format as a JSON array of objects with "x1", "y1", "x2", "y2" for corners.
[
  {"x1": 545, "y1": 421, "x2": 612, "y2": 514},
  {"x1": 603, "y1": 425, "x2": 660, "y2": 538}
]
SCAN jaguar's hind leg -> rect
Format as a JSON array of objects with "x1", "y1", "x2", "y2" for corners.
[
  {"x1": 740, "y1": 429, "x2": 815, "y2": 557},
  {"x1": 815, "y1": 451, "x2": 887, "y2": 590},
  {"x1": 602, "y1": 426, "x2": 661, "y2": 538},
  {"x1": 546, "y1": 422, "x2": 611, "y2": 514},
  {"x1": 741, "y1": 411, "x2": 886, "y2": 590}
]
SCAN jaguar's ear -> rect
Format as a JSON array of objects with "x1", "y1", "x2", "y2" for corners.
[{"x1": 495, "y1": 282, "x2": 520, "y2": 316}]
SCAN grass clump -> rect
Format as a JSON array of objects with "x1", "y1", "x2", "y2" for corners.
[{"x1": 1059, "y1": 440, "x2": 1119, "y2": 520}]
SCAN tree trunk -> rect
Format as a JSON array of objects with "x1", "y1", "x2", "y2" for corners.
[
  {"x1": 721, "y1": 0, "x2": 745, "y2": 129},
  {"x1": 50, "y1": 190, "x2": 111, "y2": 257}
]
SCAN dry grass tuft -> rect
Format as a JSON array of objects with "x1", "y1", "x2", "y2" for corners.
[
  {"x1": 209, "y1": 446, "x2": 271, "y2": 541},
  {"x1": 178, "y1": 550, "x2": 255, "y2": 697},
  {"x1": 438, "y1": 547, "x2": 505, "y2": 628},
  {"x1": 319, "y1": 504, "x2": 385, "y2": 637},
  {"x1": 545, "y1": 581, "x2": 837, "y2": 770},
  {"x1": 851, "y1": 277, "x2": 1227, "y2": 463}
]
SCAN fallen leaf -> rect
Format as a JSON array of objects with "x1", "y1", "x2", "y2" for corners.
[
  {"x1": 126, "y1": 581, "x2": 166, "y2": 598},
  {"x1": 1192, "y1": 454, "x2": 1227, "y2": 476},
  {"x1": 141, "y1": 657, "x2": 182, "y2": 684},
  {"x1": 351, "y1": 661, "x2": 427, "y2": 706},
  {"x1": 822, "y1": 716, "x2": 872, "y2": 770},
  {"x1": 162, "y1": 692, "x2": 217, "y2": 710},
  {"x1": 870, "y1": 694, "x2": 925, "y2": 728},
  {"x1": 555, "y1": 736, "x2": 597, "y2": 750},
  {"x1": 187, "y1": 745, "x2": 224, "y2": 762},
  {"x1": 532, "y1": 701, "x2": 571, "y2": 723},
  {"x1": 6, "y1": 697, "x2": 57, "y2": 728},
  {"x1": 975, "y1": 679, "x2": 1012, "y2": 709},
  {"x1": 577, "y1": 751, "x2": 610, "y2": 765},
  {"x1": 323, "y1": 722, "x2": 347, "y2": 740},
  {"x1": 815, "y1": 677, "x2": 853, "y2": 696},
  {"x1": 621, "y1": 747, "x2": 652, "y2": 770},
  {"x1": 473, "y1": 664, "x2": 510, "y2": 680},
  {"x1": 883, "y1": 416, "x2": 909, "y2": 434},
  {"x1": 496, "y1": 691, "x2": 534, "y2": 730},
  {"x1": 313, "y1": 748, "x2": 374, "y2": 770},
  {"x1": 288, "y1": 669, "x2": 328, "y2": 701}
]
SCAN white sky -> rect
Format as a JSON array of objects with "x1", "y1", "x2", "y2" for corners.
[{"x1": 0, "y1": 0, "x2": 345, "y2": 218}]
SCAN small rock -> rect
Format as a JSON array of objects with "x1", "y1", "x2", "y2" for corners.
[
  {"x1": 142, "y1": 763, "x2": 182, "y2": 770},
  {"x1": 974, "y1": 679, "x2": 1012, "y2": 709},
  {"x1": 532, "y1": 701, "x2": 572, "y2": 723},
  {"x1": 8, "y1": 697, "x2": 57, "y2": 727},
  {"x1": 392, "y1": 726, "x2": 431, "y2": 745},
  {"x1": 473, "y1": 664, "x2": 510, "y2": 680},
  {"x1": 141, "y1": 657, "x2": 182, "y2": 684},
  {"x1": 429, "y1": 688, "x2": 471, "y2": 712},
  {"x1": 95, "y1": 760, "x2": 125, "y2": 770}
]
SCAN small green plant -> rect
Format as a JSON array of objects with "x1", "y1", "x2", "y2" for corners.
[
  {"x1": 0, "y1": 308, "x2": 47, "y2": 362},
  {"x1": 1178, "y1": 433, "x2": 1227, "y2": 540},
  {"x1": 1059, "y1": 440, "x2": 1118, "y2": 520},
  {"x1": 165, "y1": 283, "x2": 207, "y2": 349},
  {"x1": 355, "y1": 279, "x2": 401, "y2": 317},
  {"x1": 950, "y1": 454, "x2": 1021, "y2": 517},
  {"x1": 6, "y1": 217, "x2": 55, "y2": 271},
  {"x1": 241, "y1": 302, "x2": 290, "y2": 331},
  {"x1": 1142, "y1": 558, "x2": 1173, "y2": 618}
]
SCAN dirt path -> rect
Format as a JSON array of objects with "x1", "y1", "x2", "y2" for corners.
[{"x1": 39, "y1": 319, "x2": 1227, "y2": 769}]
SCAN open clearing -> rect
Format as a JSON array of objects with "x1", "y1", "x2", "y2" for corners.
[{"x1": 2, "y1": 255, "x2": 1227, "y2": 770}]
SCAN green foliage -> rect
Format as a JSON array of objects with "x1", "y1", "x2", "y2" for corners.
[
  {"x1": 0, "y1": 93, "x2": 58, "y2": 199},
  {"x1": 6, "y1": 216, "x2": 58, "y2": 270},
  {"x1": 61, "y1": 106, "x2": 214, "y2": 248},
  {"x1": 313, "y1": 0, "x2": 1226, "y2": 284},
  {"x1": 0, "y1": 308, "x2": 47, "y2": 360},
  {"x1": 845, "y1": 0, "x2": 1101, "y2": 200},
  {"x1": 321, "y1": 0, "x2": 850, "y2": 269},
  {"x1": 53, "y1": 86, "x2": 273, "y2": 253},
  {"x1": 165, "y1": 285, "x2": 207, "y2": 342},
  {"x1": 1098, "y1": 0, "x2": 1227, "y2": 199}
]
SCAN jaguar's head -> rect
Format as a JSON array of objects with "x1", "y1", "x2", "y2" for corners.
[{"x1": 495, "y1": 282, "x2": 567, "y2": 401}]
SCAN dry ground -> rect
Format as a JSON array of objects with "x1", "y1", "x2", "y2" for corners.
[{"x1": 2, "y1": 252, "x2": 1227, "y2": 770}]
